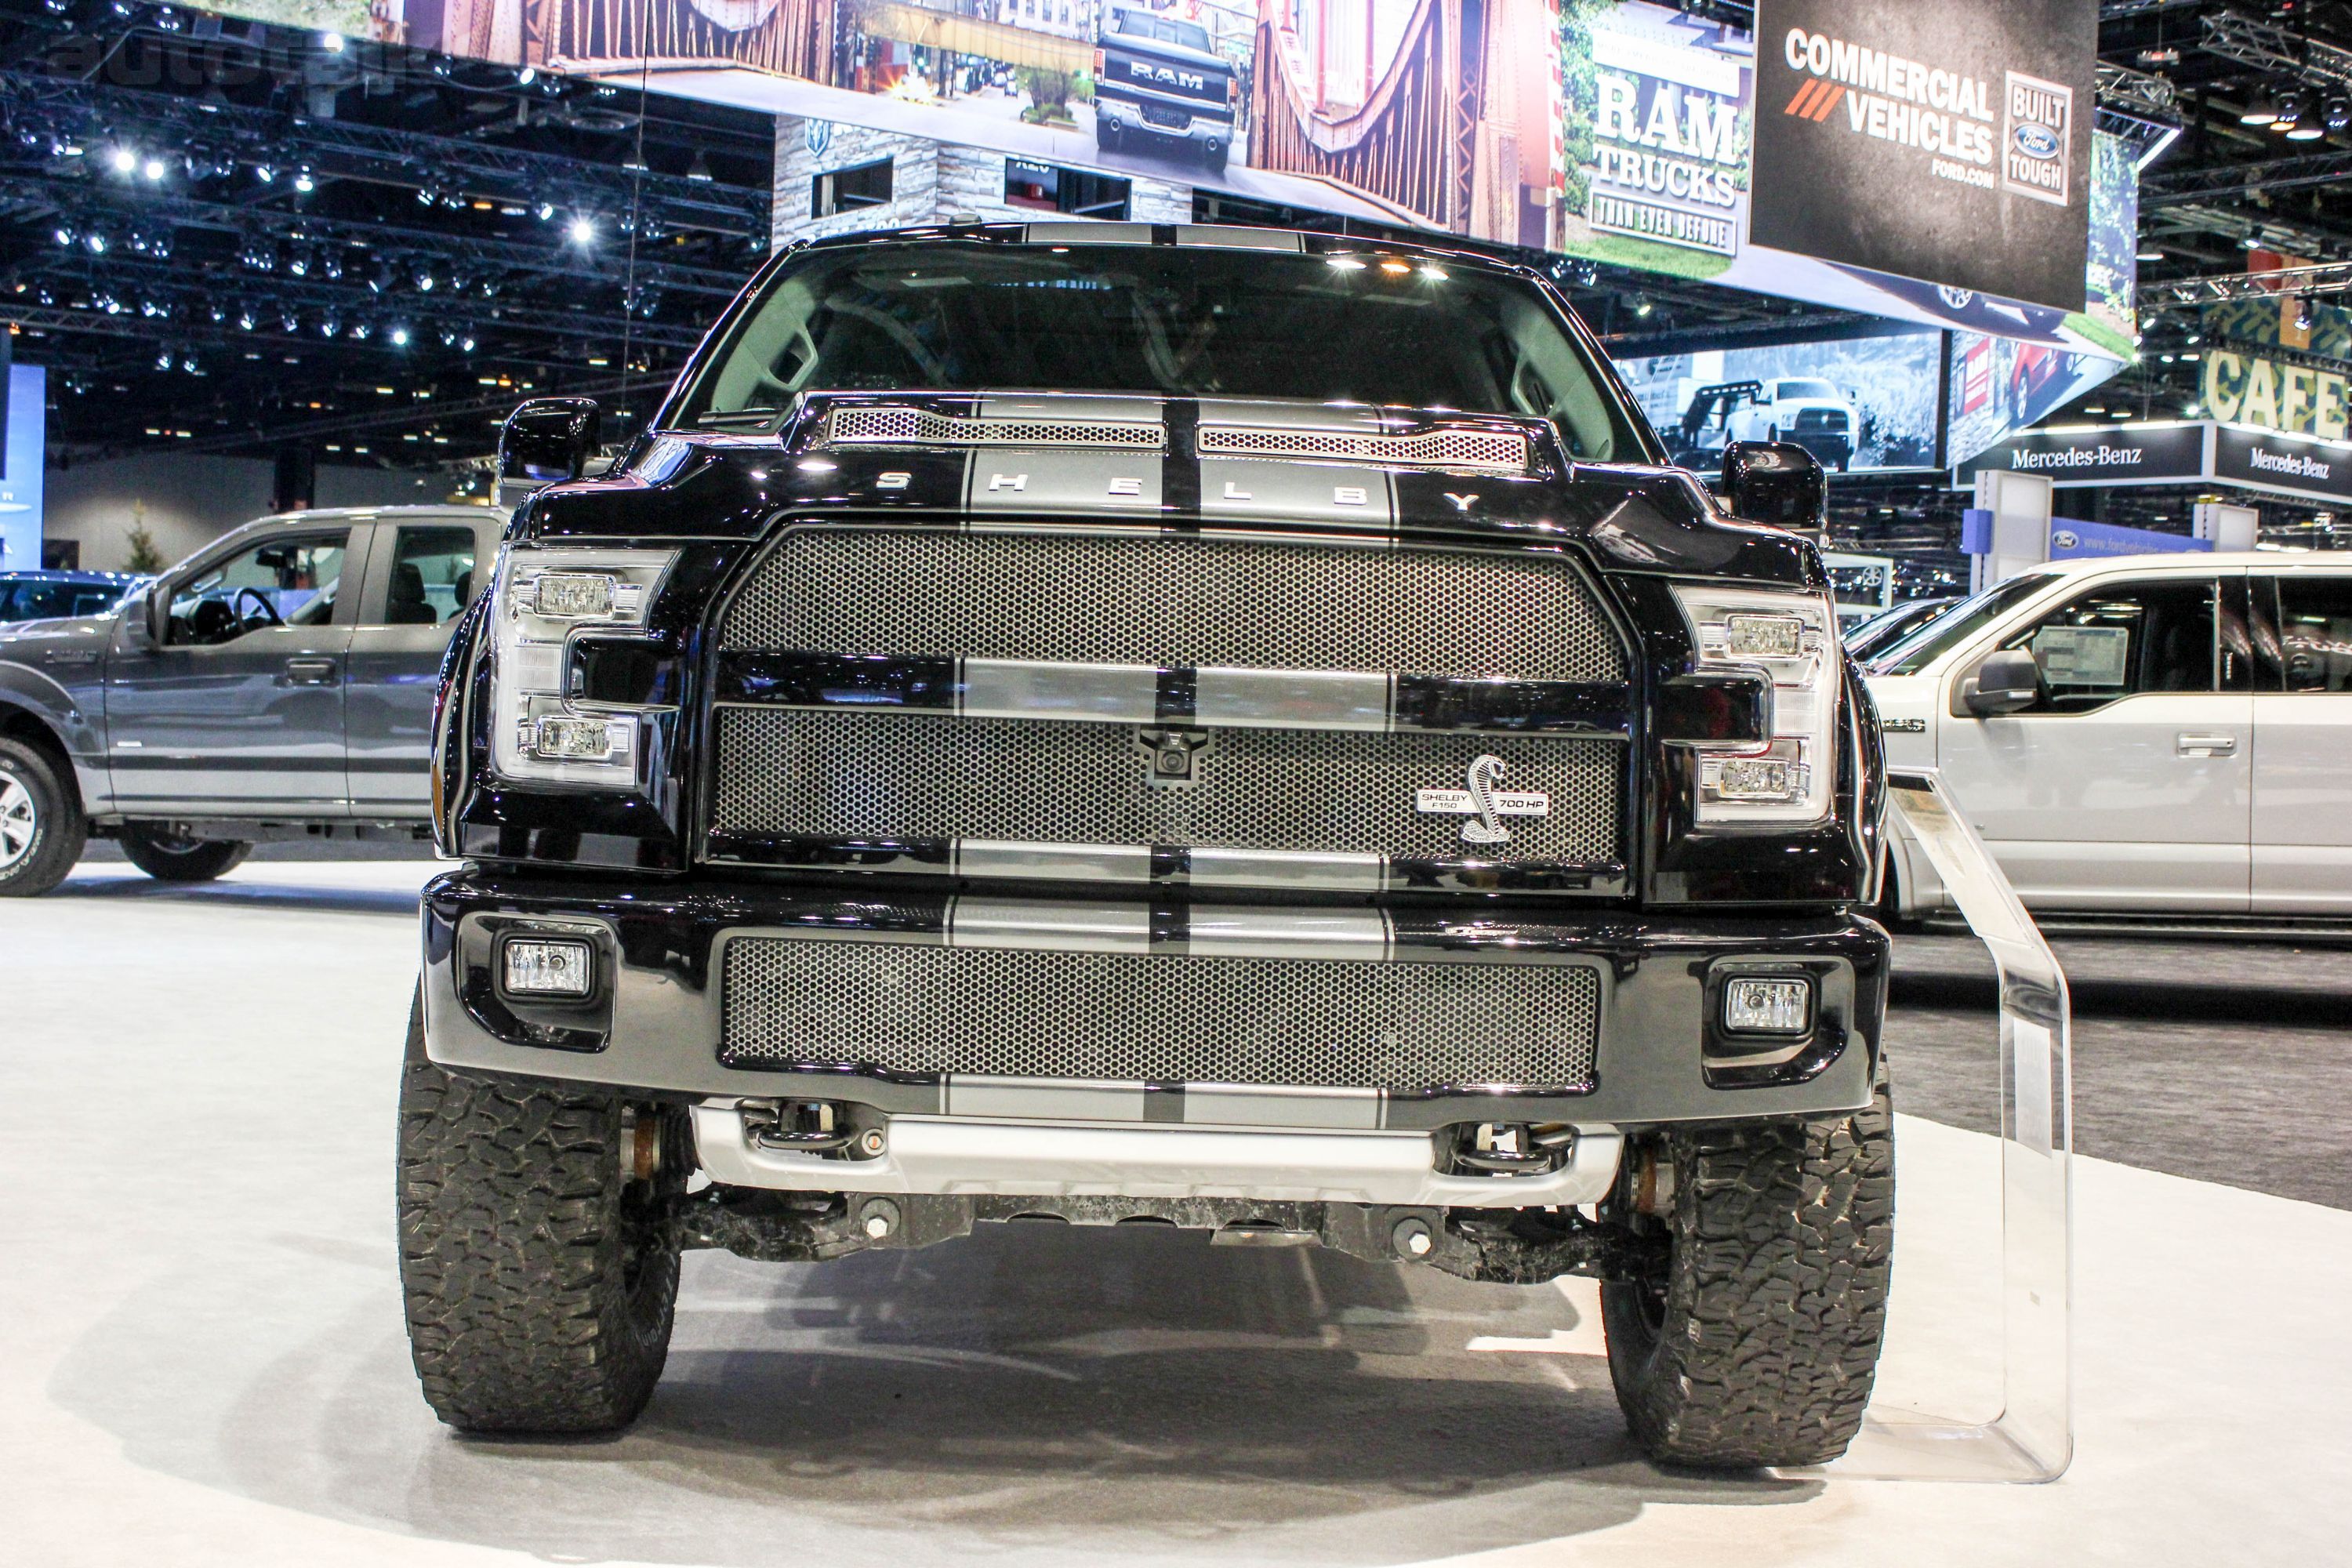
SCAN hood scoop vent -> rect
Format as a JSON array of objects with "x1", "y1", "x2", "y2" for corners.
[
  {"x1": 825, "y1": 405, "x2": 1167, "y2": 452},
  {"x1": 1194, "y1": 423, "x2": 1529, "y2": 473}
]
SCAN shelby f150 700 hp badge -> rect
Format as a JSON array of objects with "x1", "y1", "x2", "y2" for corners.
[{"x1": 1415, "y1": 753, "x2": 1552, "y2": 844}]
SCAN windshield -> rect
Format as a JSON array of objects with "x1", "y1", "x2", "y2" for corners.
[
  {"x1": 1872, "y1": 573, "x2": 2058, "y2": 675},
  {"x1": 669, "y1": 243, "x2": 1648, "y2": 463},
  {"x1": 1845, "y1": 597, "x2": 1952, "y2": 660},
  {"x1": 1115, "y1": 11, "x2": 1211, "y2": 50},
  {"x1": 1777, "y1": 379, "x2": 1838, "y2": 401}
]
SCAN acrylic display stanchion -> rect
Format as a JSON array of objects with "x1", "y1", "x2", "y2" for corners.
[{"x1": 1809, "y1": 768, "x2": 2074, "y2": 1483}]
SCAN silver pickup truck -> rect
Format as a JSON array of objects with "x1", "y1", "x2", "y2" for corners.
[{"x1": 0, "y1": 504, "x2": 506, "y2": 894}]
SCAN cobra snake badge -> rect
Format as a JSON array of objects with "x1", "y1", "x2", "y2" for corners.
[{"x1": 1461, "y1": 754, "x2": 1510, "y2": 845}]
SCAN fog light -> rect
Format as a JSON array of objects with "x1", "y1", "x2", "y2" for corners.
[
  {"x1": 505, "y1": 937, "x2": 594, "y2": 998},
  {"x1": 1724, "y1": 976, "x2": 1811, "y2": 1034}
]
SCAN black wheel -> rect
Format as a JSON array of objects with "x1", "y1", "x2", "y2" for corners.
[
  {"x1": 1098, "y1": 118, "x2": 1123, "y2": 153},
  {"x1": 1203, "y1": 142, "x2": 1229, "y2": 175},
  {"x1": 0, "y1": 735, "x2": 86, "y2": 897},
  {"x1": 1601, "y1": 1071, "x2": 1895, "y2": 1468},
  {"x1": 397, "y1": 993, "x2": 687, "y2": 1434},
  {"x1": 117, "y1": 823, "x2": 252, "y2": 882}
]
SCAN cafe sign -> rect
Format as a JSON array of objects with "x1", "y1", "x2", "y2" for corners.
[{"x1": 2200, "y1": 348, "x2": 2352, "y2": 441}]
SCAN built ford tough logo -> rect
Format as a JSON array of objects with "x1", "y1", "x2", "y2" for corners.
[{"x1": 1416, "y1": 754, "x2": 1550, "y2": 845}]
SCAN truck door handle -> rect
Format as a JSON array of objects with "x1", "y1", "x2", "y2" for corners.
[
  {"x1": 285, "y1": 657, "x2": 339, "y2": 685},
  {"x1": 2176, "y1": 732, "x2": 2237, "y2": 757}
]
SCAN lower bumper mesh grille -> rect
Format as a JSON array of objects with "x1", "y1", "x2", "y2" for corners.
[{"x1": 720, "y1": 937, "x2": 1602, "y2": 1093}]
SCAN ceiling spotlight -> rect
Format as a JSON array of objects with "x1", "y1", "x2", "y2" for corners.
[
  {"x1": 321, "y1": 31, "x2": 345, "y2": 52},
  {"x1": 2271, "y1": 90, "x2": 2304, "y2": 129},
  {"x1": 2137, "y1": 246, "x2": 2163, "y2": 261},
  {"x1": 155, "y1": 352, "x2": 172, "y2": 371},
  {"x1": 52, "y1": 226, "x2": 71, "y2": 246},
  {"x1": 108, "y1": 146, "x2": 136, "y2": 174},
  {"x1": 536, "y1": 201, "x2": 556, "y2": 221},
  {"x1": 2241, "y1": 89, "x2": 2280, "y2": 125},
  {"x1": 85, "y1": 232, "x2": 107, "y2": 254},
  {"x1": 238, "y1": 311, "x2": 255, "y2": 331},
  {"x1": 568, "y1": 216, "x2": 597, "y2": 245},
  {"x1": 390, "y1": 326, "x2": 410, "y2": 346},
  {"x1": 518, "y1": 66, "x2": 538, "y2": 85},
  {"x1": 141, "y1": 157, "x2": 165, "y2": 180},
  {"x1": 686, "y1": 150, "x2": 713, "y2": 182},
  {"x1": 2328, "y1": 98, "x2": 2352, "y2": 133},
  {"x1": 416, "y1": 270, "x2": 435, "y2": 291},
  {"x1": 2296, "y1": 296, "x2": 2316, "y2": 330},
  {"x1": 460, "y1": 336, "x2": 476, "y2": 353},
  {"x1": 1631, "y1": 294, "x2": 1653, "y2": 318},
  {"x1": 293, "y1": 165, "x2": 315, "y2": 191},
  {"x1": 2287, "y1": 110, "x2": 2325, "y2": 141}
]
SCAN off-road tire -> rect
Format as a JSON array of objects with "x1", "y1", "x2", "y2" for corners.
[
  {"x1": 1601, "y1": 1071, "x2": 1895, "y2": 1468},
  {"x1": 118, "y1": 823, "x2": 252, "y2": 882},
  {"x1": 0, "y1": 735, "x2": 85, "y2": 897},
  {"x1": 396, "y1": 994, "x2": 686, "y2": 1434}
]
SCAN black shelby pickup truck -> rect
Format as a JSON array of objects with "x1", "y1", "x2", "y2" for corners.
[{"x1": 403, "y1": 223, "x2": 1893, "y2": 1470}]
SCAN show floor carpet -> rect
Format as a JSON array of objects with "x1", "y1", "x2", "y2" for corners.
[{"x1": 2, "y1": 864, "x2": 2345, "y2": 1565}]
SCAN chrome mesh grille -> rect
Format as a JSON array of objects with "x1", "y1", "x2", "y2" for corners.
[
  {"x1": 720, "y1": 529, "x2": 1625, "y2": 683},
  {"x1": 1195, "y1": 424, "x2": 1528, "y2": 471},
  {"x1": 826, "y1": 406, "x2": 1167, "y2": 450},
  {"x1": 720, "y1": 938, "x2": 1601, "y2": 1092},
  {"x1": 711, "y1": 710, "x2": 1620, "y2": 862}
]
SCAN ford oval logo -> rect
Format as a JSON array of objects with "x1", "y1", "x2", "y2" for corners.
[
  {"x1": 2051, "y1": 528, "x2": 2080, "y2": 550},
  {"x1": 2014, "y1": 122, "x2": 2061, "y2": 159}
]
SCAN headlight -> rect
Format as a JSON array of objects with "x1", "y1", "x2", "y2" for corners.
[
  {"x1": 1670, "y1": 584, "x2": 1838, "y2": 826},
  {"x1": 488, "y1": 545, "x2": 678, "y2": 785}
]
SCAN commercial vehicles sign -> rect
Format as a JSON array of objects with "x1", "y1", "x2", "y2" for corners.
[{"x1": 1749, "y1": 0, "x2": 2096, "y2": 314}]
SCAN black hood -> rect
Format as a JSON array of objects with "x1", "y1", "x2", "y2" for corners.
[{"x1": 517, "y1": 391, "x2": 1824, "y2": 590}]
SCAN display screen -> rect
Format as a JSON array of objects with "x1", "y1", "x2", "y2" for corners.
[{"x1": 1616, "y1": 329, "x2": 1942, "y2": 474}]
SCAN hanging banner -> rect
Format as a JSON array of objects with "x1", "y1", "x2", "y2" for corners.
[
  {"x1": 1748, "y1": 0, "x2": 2096, "y2": 314},
  {"x1": 165, "y1": 1, "x2": 2127, "y2": 360}
]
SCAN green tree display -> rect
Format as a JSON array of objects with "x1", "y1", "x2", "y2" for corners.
[{"x1": 124, "y1": 500, "x2": 163, "y2": 573}]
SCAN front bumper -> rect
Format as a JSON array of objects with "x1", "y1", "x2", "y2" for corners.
[{"x1": 422, "y1": 868, "x2": 1886, "y2": 1140}]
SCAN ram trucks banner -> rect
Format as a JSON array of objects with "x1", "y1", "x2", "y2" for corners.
[
  {"x1": 1749, "y1": 0, "x2": 2096, "y2": 314},
  {"x1": 1616, "y1": 330, "x2": 1942, "y2": 474}
]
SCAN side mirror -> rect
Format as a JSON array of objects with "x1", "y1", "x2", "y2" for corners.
[
  {"x1": 1959, "y1": 647, "x2": 2042, "y2": 717},
  {"x1": 1721, "y1": 441, "x2": 1828, "y2": 534},
  {"x1": 499, "y1": 397, "x2": 602, "y2": 485},
  {"x1": 120, "y1": 585, "x2": 158, "y2": 651}
]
